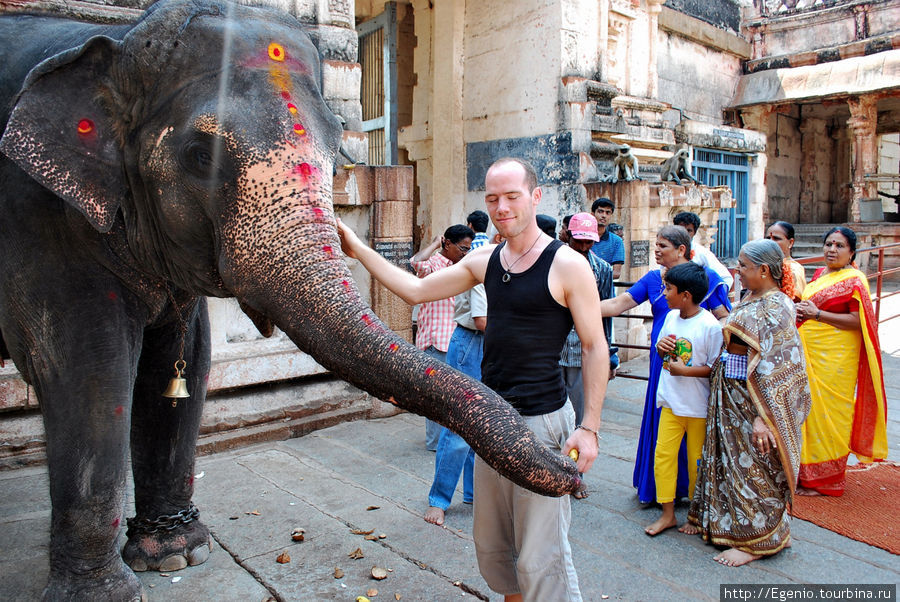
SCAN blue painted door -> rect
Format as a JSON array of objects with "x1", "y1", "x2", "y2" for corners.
[{"x1": 692, "y1": 149, "x2": 749, "y2": 259}]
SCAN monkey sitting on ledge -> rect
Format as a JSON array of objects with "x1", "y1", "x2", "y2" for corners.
[
  {"x1": 659, "y1": 148, "x2": 701, "y2": 185},
  {"x1": 605, "y1": 144, "x2": 640, "y2": 183}
]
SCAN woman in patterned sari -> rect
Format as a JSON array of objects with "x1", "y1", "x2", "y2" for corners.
[
  {"x1": 794, "y1": 227, "x2": 888, "y2": 496},
  {"x1": 686, "y1": 240, "x2": 811, "y2": 567}
]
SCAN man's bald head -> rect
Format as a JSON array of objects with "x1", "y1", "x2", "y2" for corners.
[{"x1": 487, "y1": 157, "x2": 538, "y2": 193}]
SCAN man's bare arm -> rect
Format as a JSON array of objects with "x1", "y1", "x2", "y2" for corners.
[{"x1": 337, "y1": 218, "x2": 482, "y2": 305}]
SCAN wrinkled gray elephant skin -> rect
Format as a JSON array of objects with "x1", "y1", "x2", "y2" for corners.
[{"x1": 0, "y1": 0, "x2": 579, "y2": 599}]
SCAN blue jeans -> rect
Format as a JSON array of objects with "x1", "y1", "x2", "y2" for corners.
[
  {"x1": 423, "y1": 346, "x2": 447, "y2": 451},
  {"x1": 428, "y1": 327, "x2": 482, "y2": 509}
]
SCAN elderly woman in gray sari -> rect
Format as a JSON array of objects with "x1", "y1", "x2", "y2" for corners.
[{"x1": 685, "y1": 240, "x2": 811, "y2": 567}]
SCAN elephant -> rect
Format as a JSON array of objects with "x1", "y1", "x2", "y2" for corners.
[{"x1": 0, "y1": 0, "x2": 580, "y2": 599}]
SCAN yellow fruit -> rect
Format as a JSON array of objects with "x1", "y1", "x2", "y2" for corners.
[{"x1": 568, "y1": 448, "x2": 579, "y2": 461}]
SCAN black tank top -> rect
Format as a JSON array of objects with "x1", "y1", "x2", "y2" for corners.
[{"x1": 482, "y1": 239, "x2": 574, "y2": 415}]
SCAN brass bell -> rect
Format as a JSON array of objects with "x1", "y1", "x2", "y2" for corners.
[{"x1": 162, "y1": 359, "x2": 190, "y2": 406}]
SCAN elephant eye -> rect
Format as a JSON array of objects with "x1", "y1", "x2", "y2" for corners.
[{"x1": 179, "y1": 138, "x2": 227, "y2": 182}]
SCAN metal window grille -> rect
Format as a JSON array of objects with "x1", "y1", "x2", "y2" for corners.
[
  {"x1": 692, "y1": 148, "x2": 750, "y2": 259},
  {"x1": 358, "y1": 3, "x2": 398, "y2": 165}
]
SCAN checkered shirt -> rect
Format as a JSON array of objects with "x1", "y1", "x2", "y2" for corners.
[
  {"x1": 410, "y1": 253, "x2": 456, "y2": 352},
  {"x1": 471, "y1": 232, "x2": 490, "y2": 249}
]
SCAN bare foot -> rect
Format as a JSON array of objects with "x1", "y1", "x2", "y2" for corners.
[
  {"x1": 714, "y1": 548, "x2": 761, "y2": 567},
  {"x1": 678, "y1": 523, "x2": 701, "y2": 535},
  {"x1": 644, "y1": 514, "x2": 677, "y2": 536},
  {"x1": 424, "y1": 506, "x2": 445, "y2": 525},
  {"x1": 796, "y1": 487, "x2": 822, "y2": 496}
]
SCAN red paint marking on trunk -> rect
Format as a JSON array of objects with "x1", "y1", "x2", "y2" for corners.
[
  {"x1": 281, "y1": 91, "x2": 291, "y2": 100},
  {"x1": 361, "y1": 314, "x2": 374, "y2": 327},
  {"x1": 312, "y1": 207, "x2": 324, "y2": 219},
  {"x1": 114, "y1": 405, "x2": 124, "y2": 416},
  {"x1": 77, "y1": 119, "x2": 94, "y2": 134},
  {"x1": 107, "y1": 291, "x2": 118, "y2": 301},
  {"x1": 425, "y1": 367, "x2": 436, "y2": 377},
  {"x1": 322, "y1": 245, "x2": 333, "y2": 257},
  {"x1": 111, "y1": 517, "x2": 120, "y2": 528},
  {"x1": 389, "y1": 343, "x2": 399, "y2": 352},
  {"x1": 187, "y1": 475, "x2": 195, "y2": 486},
  {"x1": 342, "y1": 280, "x2": 352, "y2": 293},
  {"x1": 287, "y1": 102, "x2": 298, "y2": 114}
]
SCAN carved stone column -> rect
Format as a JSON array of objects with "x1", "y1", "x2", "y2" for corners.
[
  {"x1": 799, "y1": 117, "x2": 826, "y2": 223},
  {"x1": 646, "y1": 0, "x2": 664, "y2": 99},
  {"x1": 607, "y1": 3, "x2": 635, "y2": 92},
  {"x1": 740, "y1": 105, "x2": 773, "y2": 238},
  {"x1": 847, "y1": 95, "x2": 878, "y2": 222}
]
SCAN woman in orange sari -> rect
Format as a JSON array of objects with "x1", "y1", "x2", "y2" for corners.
[
  {"x1": 766, "y1": 221, "x2": 806, "y2": 301},
  {"x1": 794, "y1": 227, "x2": 888, "y2": 496}
]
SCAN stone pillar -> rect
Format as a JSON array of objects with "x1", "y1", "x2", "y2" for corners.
[
  {"x1": 588, "y1": 180, "x2": 650, "y2": 362},
  {"x1": 847, "y1": 95, "x2": 878, "y2": 222},
  {"x1": 598, "y1": 0, "x2": 609, "y2": 81},
  {"x1": 798, "y1": 117, "x2": 826, "y2": 223},
  {"x1": 739, "y1": 105, "x2": 772, "y2": 240},
  {"x1": 428, "y1": 0, "x2": 466, "y2": 240},
  {"x1": 645, "y1": 0, "x2": 664, "y2": 99},
  {"x1": 359, "y1": 167, "x2": 416, "y2": 343}
]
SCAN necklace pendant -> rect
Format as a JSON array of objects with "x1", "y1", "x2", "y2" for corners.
[{"x1": 502, "y1": 272, "x2": 511, "y2": 283}]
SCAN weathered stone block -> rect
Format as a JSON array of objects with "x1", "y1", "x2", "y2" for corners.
[
  {"x1": 371, "y1": 279, "x2": 413, "y2": 333},
  {"x1": 324, "y1": 98, "x2": 363, "y2": 131},
  {"x1": 306, "y1": 24, "x2": 358, "y2": 62},
  {"x1": 0, "y1": 370, "x2": 30, "y2": 411},
  {"x1": 341, "y1": 131, "x2": 369, "y2": 165},
  {"x1": 374, "y1": 165, "x2": 415, "y2": 202},
  {"x1": 321, "y1": 60, "x2": 361, "y2": 101},
  {"x1": 372, "y1": 202, "x2": 413, "y2": 238}
]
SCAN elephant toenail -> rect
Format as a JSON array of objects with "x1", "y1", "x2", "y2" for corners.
[
  {"x1": 129, "y1": 558, "x2": 149, "y2": 572},
  {"x1": 188, "y1": 543, "x2": 211, "y2": 566},
  {"x1": 158, "y1": 554, "x2": 188, "y2": 571}
]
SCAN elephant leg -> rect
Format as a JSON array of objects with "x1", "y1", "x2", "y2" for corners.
[
  {"x1": 123, "y1": 297, "x2": 213, "y2": 572},
  {"x1": 30, "y1": 303, "x2": 146, "y2": 601}
]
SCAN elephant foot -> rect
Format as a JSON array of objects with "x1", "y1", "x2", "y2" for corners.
[
  {"x1": 122, "y1": 519, "x2": 213, "y2": 573},
  {"x1": 43, "y1": 557, "x2": 146, "y2": 602}
]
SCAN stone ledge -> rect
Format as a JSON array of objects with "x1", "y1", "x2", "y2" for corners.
[{"x1": 659, "y1": 5, "x2": 750, "y2": 59}]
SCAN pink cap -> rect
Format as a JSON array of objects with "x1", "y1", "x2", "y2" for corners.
[{"x1": 568, "y1": 212, "x2": 599, "y2": 241}]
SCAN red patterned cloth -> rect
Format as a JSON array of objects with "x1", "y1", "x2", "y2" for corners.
[{"x1": 410, "y1": 253, "x2": 456, "y2": 352}]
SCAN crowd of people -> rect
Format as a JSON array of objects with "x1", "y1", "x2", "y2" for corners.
[{"x1": 338, "y1": 157, "x2": 888, "y2": 601}]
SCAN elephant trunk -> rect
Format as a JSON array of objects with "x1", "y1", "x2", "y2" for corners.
[
  {"x1": 223, "y1": 156, "x2": 579, "y2": 497},
  {"x1": 272, "y1": 268, "x2": 579, "y2": 497}
]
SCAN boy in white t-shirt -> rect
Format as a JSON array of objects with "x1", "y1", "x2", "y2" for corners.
[{"x1": 645, "y1": 262, "x2": 724, "y2": 536}]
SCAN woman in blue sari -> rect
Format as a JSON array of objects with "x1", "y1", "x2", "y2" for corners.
[{"x1": 601, "y1": 225, "x2": 731, "y2": 503}]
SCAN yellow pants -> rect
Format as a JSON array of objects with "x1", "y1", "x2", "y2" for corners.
[{"x1": 654, "y1": 407, "x2": 707, "y2": 504}]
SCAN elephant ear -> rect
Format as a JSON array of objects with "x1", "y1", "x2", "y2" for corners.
[{"x1": 0, "y1": 36, "x2": 126, "y2": 233}]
